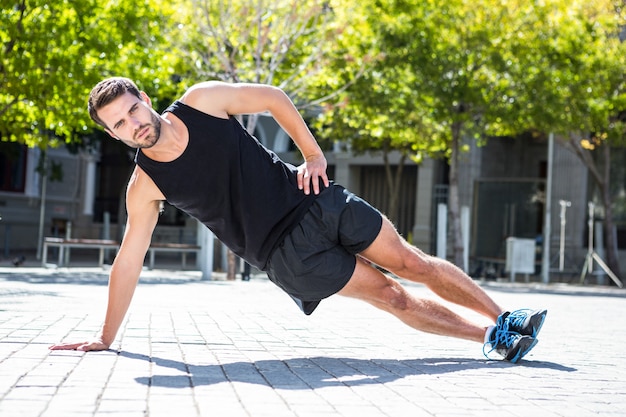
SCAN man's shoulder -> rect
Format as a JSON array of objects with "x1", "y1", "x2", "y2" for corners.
[
  {"x1": 179, "y1": 82, "x2": 231, "y2": 118},
  {"x1": 126, "y1": 165, "x2": 165, "y2": 203}
]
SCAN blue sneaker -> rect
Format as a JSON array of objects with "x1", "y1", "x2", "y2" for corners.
[
  {"x1": 504, "y1": 309, "x2": 547, "y2": 338},
  {"x1": 483, "y1": 312, "x2": 538, "y2": 363}
]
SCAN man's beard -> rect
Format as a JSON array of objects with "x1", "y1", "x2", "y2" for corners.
[{"x1": 133, "y1": 112, "x2": 162, "y2": 149}]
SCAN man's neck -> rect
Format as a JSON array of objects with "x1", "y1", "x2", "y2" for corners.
[{"x1": 142, "y1": 114, "x2": 189, "y2": 162}]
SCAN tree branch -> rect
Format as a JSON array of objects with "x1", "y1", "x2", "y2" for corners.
[
  {"x1": 566, "y1": 133, "x2": 605, "y2": 187},
  {"x1": 0, "y1": 97, "x2": 18, "y2": 118}
]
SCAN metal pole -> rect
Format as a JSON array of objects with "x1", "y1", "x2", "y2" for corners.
[
  {"x1": 461, "y1": 206, "x2": 470, "y2": 273},
  {"x1": 587, "y1": 201, "x2": 594, "y2": 274},
  {"x1": 436, "y1": 203, "x2": 447, "y2": 259},
  {"x1": 197, "y1": 221, "x2": 214, "y2": 280},
  {"x1": 558, "y1": 200, "x2": 571, "y2": 271}
]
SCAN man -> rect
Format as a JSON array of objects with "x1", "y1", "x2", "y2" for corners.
[{"x1": 50, "y1": 77, "x2": 546, "y2": 363}]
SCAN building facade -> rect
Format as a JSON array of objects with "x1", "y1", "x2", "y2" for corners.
[{"x1": 1, "y1": 125, "x2": 624, "y2": 281}]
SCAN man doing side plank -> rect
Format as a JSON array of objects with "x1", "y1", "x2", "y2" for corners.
[{"x1": 50, "y1": 78, "x2": 547, "y2": 363}]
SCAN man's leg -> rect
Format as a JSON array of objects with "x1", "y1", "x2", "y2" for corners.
[
  {"x1": 358, "y1": 216, "x2": 503, "y2": 322},
  {"x1": 337, "y1": 258, "x2": 488, "y2": 343},
  {"x1": 337, "y1": 215, "x2": 543, "y2": 361}
]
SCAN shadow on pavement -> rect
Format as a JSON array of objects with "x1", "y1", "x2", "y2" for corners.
[{"x1": 118, "y1": 351, "x2": 576, "y2": 389}]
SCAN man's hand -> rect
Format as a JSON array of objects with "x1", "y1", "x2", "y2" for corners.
[
  {"x1": 49, "y1": 339, "x2": 110, "y2": 352},
  {"x1": 297, "y1": 154, "x2": 329, "y2": 195}
]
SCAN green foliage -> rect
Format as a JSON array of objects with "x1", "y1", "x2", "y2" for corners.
[
  {"x1": 494, "y1": 0, "x2": 626, "y2": 145},
  {"x1": 311, "y1": 2, "x2": 432, "y2": 162},
  {"x1": 309, "y1": 0, "x2": 626, "y2": 266},
  {"x1": 3, "y1": 0, "x2": 625, "y2": 156},
  {"x1": 313, "y1": 0, "x2": 511, "y2": 160},
  {"x1": 314, "y1": 0, "x2": 626, "y2": 157},
  {"x1": 1, "y1": 0, "x2": 184, "y2": 148}
]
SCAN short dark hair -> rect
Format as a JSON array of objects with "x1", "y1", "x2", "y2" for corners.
[{"x1": 88, "y1": 77, "x2": 142, "y2": 128}]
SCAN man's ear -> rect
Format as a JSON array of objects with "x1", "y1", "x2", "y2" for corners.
[{"x1": 140, "y1": 91, "x2": 152, "y2": 106}]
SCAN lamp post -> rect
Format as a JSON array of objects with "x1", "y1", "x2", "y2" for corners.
[{"x1": 558, "y1": 200, "x2": 571, "y2": 272}]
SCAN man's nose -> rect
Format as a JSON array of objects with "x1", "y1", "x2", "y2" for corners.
[{"x1": 130, "y1": 117, "x2": 142, "y2": 128}]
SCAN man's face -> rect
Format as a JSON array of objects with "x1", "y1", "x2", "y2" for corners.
[{"x1": 99, "y1": 91, "x2": 162, "y2": 149}]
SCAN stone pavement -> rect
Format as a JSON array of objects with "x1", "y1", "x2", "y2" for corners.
[{"x1": 0, "y1": 265, "x2": 625, "y2": 417}]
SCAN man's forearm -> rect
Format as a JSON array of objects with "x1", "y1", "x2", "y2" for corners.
[
  {"x1": 269, "y1": 90, "x2": 324, "y2": 160},
  {"x1": 99, "y1": 259, "x2": 143, "y2": 346}
]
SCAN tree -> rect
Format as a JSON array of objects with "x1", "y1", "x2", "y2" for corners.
[
  {"x1": 179, "y1": 0, "x2": 369, "y2": 123},
  {"x1": 314, "y1": 57, "x2": 445, "y2": 224},
  {"x1": 321, "y1": 0, "x2": 522, "y2": 267},
  {"x1": 1, "y1": 0, "x2": 183, "y2": 148},
  {"x1": 317, "y1": 0, "x2": 626, "y2": 280},
  {"x1": 178, "y1": 0, "x2": 366, "y2": 278},
  {"x1": 2, "y1": 0, "x2": 188, "y2": 256},
  {"x1": 493, "y1": 0, "x2": 626, "y2": 278}
]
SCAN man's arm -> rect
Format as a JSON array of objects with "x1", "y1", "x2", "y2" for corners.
[
  {"x1": 181, "y1": 81, "x2": 329, "y2": 195},
  {"x1": 49, "y1": 167, "x2": 162, "y2": 351}
]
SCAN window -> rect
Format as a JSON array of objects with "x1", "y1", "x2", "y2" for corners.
[{"x1": 0, "y1": 142, "x2": 27, "y2": 193}]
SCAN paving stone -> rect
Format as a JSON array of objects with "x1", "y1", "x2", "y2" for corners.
[{"x1": 1, "y1": 266, "x2": 625, "y2": 416}]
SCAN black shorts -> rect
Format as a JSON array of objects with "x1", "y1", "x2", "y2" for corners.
[{"x1": 265, "y1": 184, "x2": 383, "y2": 315}]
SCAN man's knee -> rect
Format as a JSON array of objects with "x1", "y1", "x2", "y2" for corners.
[{"x1": 392, "y1": 249, "x2": 436, "y2": 279}]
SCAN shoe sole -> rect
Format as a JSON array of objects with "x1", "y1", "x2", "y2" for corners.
[
  {"x1": 528, "y1": 309, "x2": 547, "y2": 338},
  {"x1": 507, "y1": 337, "x2": 538, "y2": 364}
]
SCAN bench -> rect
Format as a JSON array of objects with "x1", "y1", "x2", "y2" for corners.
[
  {"x1": 473, "y1": 256, "x2": 541, "y2": 282},
  {"x1": 146, "y1": 242, "x2": 201, "y2": 270},
  {"x1": 42, "y1": 237, "x2": 201, "y2": 270},
  {"x1": 42, "y1": 237, "x2": 119, "y2": 267}
]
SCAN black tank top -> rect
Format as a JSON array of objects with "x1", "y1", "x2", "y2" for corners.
[{"x1": 135, "y1": 100, "x2": 316, "y2": 269}]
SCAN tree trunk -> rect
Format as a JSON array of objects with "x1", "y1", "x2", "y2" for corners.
[
  {"x1": 600, "y1": 144, "x2": 621, "y2": 279},
  {"x1": 382, "y1": 146, "x2": 406, "y2": 223},
  {"x1": 227, "y1": 250, "x2": 237, "y2": 280},
  {"x1": 448, "y1": 122, "x2": 465, "y2": 268},
  {"x1": 566, "y1": 135, "x2": 621, "y2": 280}
]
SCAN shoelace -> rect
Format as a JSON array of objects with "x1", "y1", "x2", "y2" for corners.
[
  {"x1": 505, "y1": 308, "x2": 532, "y2": 330},
  {"x1": 482, "y1": 313, "x2": 519, "y2": 360}
]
